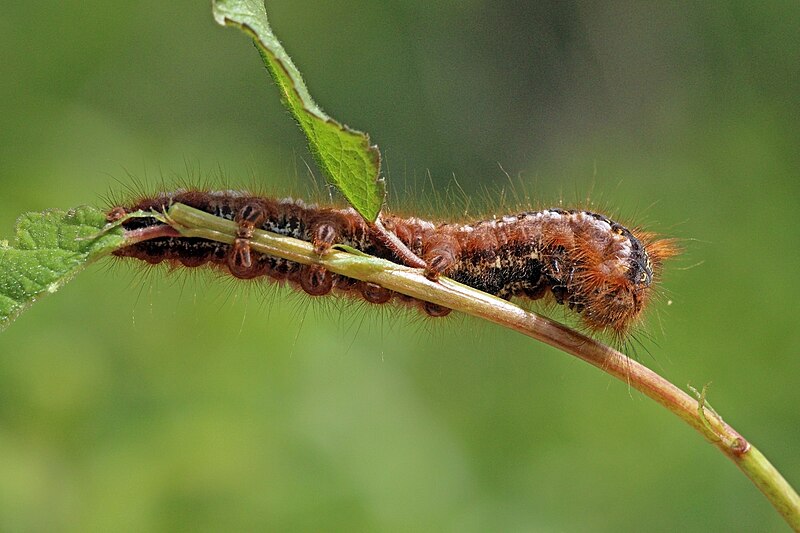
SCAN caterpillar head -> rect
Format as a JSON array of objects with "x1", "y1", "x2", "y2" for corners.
[{"x1": 572, "y1": 231, "x2": 678, "y2": 338}]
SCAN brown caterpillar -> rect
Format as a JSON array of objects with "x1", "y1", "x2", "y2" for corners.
[{"x1": 109, "y1": 190, "x2": 677, "y2": 338}]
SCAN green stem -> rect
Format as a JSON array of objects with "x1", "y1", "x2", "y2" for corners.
[{"x1": 165, "y1": 202, "x2": 800, "y2": 531}]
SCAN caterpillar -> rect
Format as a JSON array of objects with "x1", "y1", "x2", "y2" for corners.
[{"x1": 109, "y1": 190, "x2": 677, "y2": 338}]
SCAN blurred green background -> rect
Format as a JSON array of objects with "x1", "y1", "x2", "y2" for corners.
[{"x1": 2, "y1": 1, "x2": 799, "y2": 531}]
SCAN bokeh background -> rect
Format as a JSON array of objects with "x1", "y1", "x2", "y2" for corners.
[{"x1": 2, "y1": 1, "x2": 799, "y2": 531}]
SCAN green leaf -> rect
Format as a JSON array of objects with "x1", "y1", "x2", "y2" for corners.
[
  {"x1": 213, "y1": 0, "x2": 385, "y2": 222},
  {"x1": 0, "y1": 206, "x2": 125, "y2": 331}
]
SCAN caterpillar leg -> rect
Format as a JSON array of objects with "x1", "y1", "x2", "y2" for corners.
[
  {"x1": 310, "y1": 220, "x2": 338, "y2": 255},
  {"x1": 227, "y1": 202, "x2": 268, "y2": 279},
  {"x1": 422, "y1": 234, "x2": 461, "y2": 281},
  {"x1": 299, "y1": 264, "x2": 334, "y2": 296}
]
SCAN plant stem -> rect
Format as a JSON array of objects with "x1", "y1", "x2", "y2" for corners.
[{"x1": 164, "y1": 202, "x2": 800, "y2": 531}]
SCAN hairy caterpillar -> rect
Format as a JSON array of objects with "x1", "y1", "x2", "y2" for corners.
[{"x1": 109, "y1": 190, "x2": 677, "y2": 338}]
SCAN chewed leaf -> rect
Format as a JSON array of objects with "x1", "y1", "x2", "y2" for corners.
[
  {"x1": 0, "y1": 206, "x2": 125, "y2": 331},
  {"x1": 212, "y1": 0, "x2": 385, "y2": 222}
]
